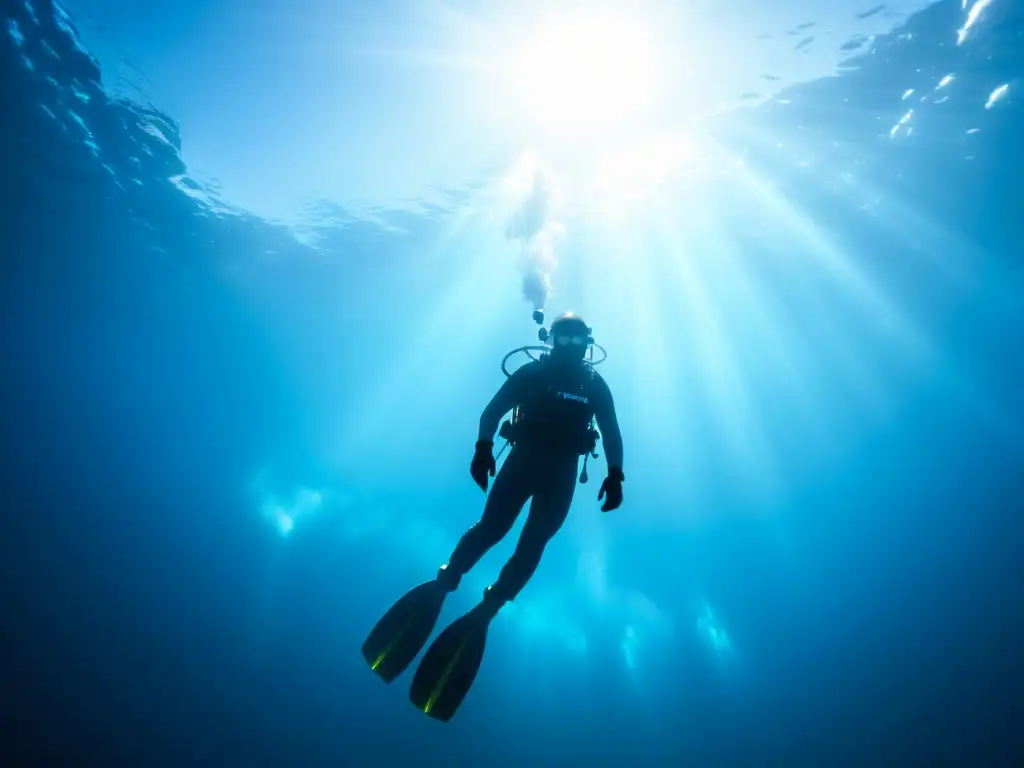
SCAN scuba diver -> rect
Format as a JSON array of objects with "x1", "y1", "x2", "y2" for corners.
[{"x1": 361, "y1": 312, "x2": 625, "y2": 721}]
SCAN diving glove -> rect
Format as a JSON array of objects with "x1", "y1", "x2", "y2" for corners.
[
  {"x1": 470, "y1": 440, "x2": 496, "y2": 492},
  {"x1": 598, "y1": 467, "x2": 625, "y2": 512}
]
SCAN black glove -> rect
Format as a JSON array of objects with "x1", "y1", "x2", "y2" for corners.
[
  {"x1": 470, "y1": 440, "x2": 496, "y2": 492},
  {"x1": 598, "y1": 467, "x2": 624, "y2": 512}
]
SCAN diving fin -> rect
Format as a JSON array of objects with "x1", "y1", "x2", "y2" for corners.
[
  {"x1": 362, "y1": 580, "x2": 447, "y2": 684},
  {"x1": 409, "y1": 599, "x2": 499, "y2": 721}
]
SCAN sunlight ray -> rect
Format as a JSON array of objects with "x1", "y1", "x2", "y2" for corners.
[
  {"x1": 416, "y1": 0, "x2": 498, "y2": 45},
  {"x1": 343, "y1": 46, "x2": 499, "y2": 74},
  {"x1": 699, "y1": 208, "x2": 829, "y2": 452},
  {"x1": 734, "y1": 119, "x2": 989, "y2": 288},
  {"x1": 711, "y1": 141, "x2": 934, "y2": 368},
  {"x1": 720, "y1": 132, "x2": 1024, "y2": 444},
  {"x1": 343, "y1": 0, "x2": 508, "y2": 75},
  {"x1": 654, "y1": 223, "x2": 778, "y2": 495},
  {"x1": 576, "y1": 222, "x2": 707, "y2": 521},
  {"x1": 610, "y1": 230, "x2": 690, "y2": 457},
  {"x1": 333, "y1": 230, "x2": 509, "y2": 464}
]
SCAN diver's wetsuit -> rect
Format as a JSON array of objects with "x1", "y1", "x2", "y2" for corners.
[{"x1": 445, "y1": 355, "x2": 624, "y2": 602}]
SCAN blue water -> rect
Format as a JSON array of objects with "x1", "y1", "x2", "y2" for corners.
[{"x1": 2, "y1": 0, "x2": 1022, "y2": 765}]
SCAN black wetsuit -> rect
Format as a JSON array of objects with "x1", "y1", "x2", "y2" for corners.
[{"x1": 446, "y1": 355, "x2": 624, "y2": 602}]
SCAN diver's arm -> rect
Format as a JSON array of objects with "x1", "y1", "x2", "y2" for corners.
[
  {"x1": 477, "y1": 366, "x2": 533, "y2": 442},
  {"x1": 593, "y1": 377, "x2": 624, "y2": 470}
]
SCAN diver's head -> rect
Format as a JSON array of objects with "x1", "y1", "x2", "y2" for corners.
[{"x1": 548, "y1": 312, "x2": 592, "y2": 363}]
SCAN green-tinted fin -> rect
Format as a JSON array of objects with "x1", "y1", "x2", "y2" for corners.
[
  {"x1": 362, "y1": 581, "x2": 446, "y2": 684},
  {"x1": 410, "y1": 607, "x2": 491, "y2": 722}
]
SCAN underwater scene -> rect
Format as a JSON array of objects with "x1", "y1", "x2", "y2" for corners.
[{"x1": 2, "y1": 0, "x2": 1022, "y2": 765}]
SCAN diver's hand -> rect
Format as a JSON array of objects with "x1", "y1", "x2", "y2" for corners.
[
  {"x1": 598, "y1": 467, "x2": 625, "y2": 512},
  {"x1": 470, "y1": 440, "x2": 496, "y2": 492}
]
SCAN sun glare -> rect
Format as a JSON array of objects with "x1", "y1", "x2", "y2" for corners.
[
  {"x1": 588, "y1": 134, "x2": 707, "y2": 212},
  {"x1": 512, "y1": 12, "x2": 663, "y2": 136}
]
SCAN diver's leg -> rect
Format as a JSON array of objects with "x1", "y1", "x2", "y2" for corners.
[
  {"x1": 486, "y1": 458, "x2": 578, "y2": 604},
  {"x1": 441, "y1": 448, "x2": 533, "y2": 590}
]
